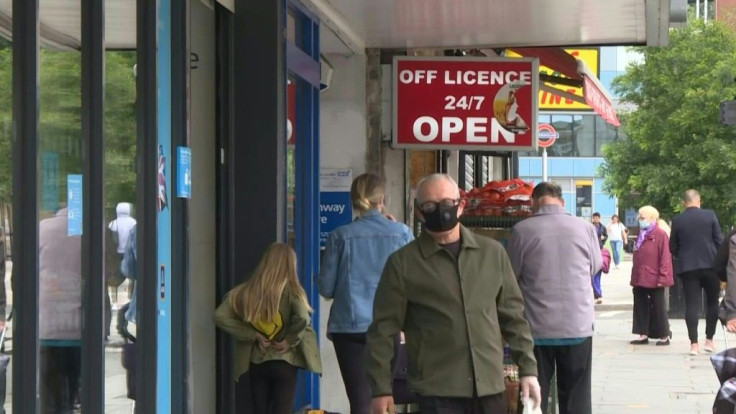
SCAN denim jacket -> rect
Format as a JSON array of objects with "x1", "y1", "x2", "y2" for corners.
[{"x1": 319, "y1": 209, "x2": 414, "y2": 335}]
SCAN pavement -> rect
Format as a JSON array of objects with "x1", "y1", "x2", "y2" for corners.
[{"x1": 591, "y1": 253, "x2": 722, "y2": 414}]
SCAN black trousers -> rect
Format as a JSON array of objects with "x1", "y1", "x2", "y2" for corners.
[
  {"x1": 418, "y1": 392, "x2": 506, "y2": 414},
  {"x1": 680, "y1": 269, "x2": 720, "y2": 343},
  {"x1": 332, "y1": 333, "x2": 371, "y2": 414},
  {"x1": 632, "y1": 287, "x2": 670, "y2": 338},
  {"x1": 534, "y1": 338, "x2": 593, "y2": 414},
  {"x1": 40, "y1": 346, "x2": 81, "y2": 414},
  {"x1": 249, "y1": 360, "x2": 298, "y2": 414}
]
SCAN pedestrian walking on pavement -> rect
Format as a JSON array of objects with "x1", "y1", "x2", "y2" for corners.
[
  {"x1": 670, "y1": 189, "x2": 723, "y2": 355},
  {"x1": 318, "y1": 173, "x2": 414, "y2": 414},
  {"x1": 214, "y1": 243, "x2": 321, "y2": 414},
  {"x1": 366, "y1": 174, "x2": 541, "y2": 414},
  {"x1": 507, "y1": 182, "x2": 602, "y2": 414},
  {"x1": 630, "y1": 206, "x2": 674, "y2": 347},
  {"x1": 607, "y1": 214, "x2": 627, "y2": 269}
]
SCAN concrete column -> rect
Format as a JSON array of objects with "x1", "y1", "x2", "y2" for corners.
[{"x1": 365, "y1": 48, "x2": 384, "y2": 178}]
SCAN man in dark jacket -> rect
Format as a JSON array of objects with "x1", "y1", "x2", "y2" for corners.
[
  {"x1": 366, "y1": 174, "x2": 541, "y2": 414},
  {"x1": 670, "y1": 189, "x2": 723, "y2": 355},
  {"x1": 591, "y1": 212, "x2": 608, "y2": 249}
]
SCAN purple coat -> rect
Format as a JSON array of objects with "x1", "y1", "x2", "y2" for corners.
[{"x1": 631, "y1": 225, "x2": 674, "y2": 288}]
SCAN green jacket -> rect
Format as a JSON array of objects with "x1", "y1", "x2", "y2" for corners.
[
  {"x1": 214, "y1": 289, "x2": 322, "y2": 381},
  {"x1": 365, "y1": 225, "x2": 537, "y2": 398}
]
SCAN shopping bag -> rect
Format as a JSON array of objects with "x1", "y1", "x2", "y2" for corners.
[{"x1": 521, "y1": 398, "x2": 542, "y2": 414}]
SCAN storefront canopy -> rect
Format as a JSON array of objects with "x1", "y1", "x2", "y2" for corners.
[{"x1": 509, "y1": 47, "x2": 620, "y2": 127}]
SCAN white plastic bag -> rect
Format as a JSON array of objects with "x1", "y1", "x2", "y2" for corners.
[{"x1": 521, "y1": 398, "x2": 543, "y2": 414}]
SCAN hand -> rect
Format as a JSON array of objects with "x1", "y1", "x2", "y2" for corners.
[
  {"x1": 520, "y1": 376, "x2": 541, "y2": 409},
  {"x1": 271, "y1": 340, "x2": 290, "y2": 353},
  {"x1": 384, "y1": 213, "x2": 397, "y2": 222},
  {"x1": 727, "y1": 319, "x2": 736, "y2": 333},
  {"x1": 255, "y1": 333, "x2": 271, "y2": 351},
  {"x1": 372, "y1": 396, "x2": 395, "y2": 414}
]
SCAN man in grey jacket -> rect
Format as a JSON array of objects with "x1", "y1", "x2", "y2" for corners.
[{"x1": 506, "y1": 182, "x2": 602, "y2": 414}]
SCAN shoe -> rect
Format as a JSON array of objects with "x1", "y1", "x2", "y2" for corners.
[
  {"x1": 630, "y1": 338, "x2": 649, "y2": 345},
  {"x1": 689, "y1": 344, "x2": 699, "y2": 355},
  {"x1": 704, "y1": 340, "x2": 716, "y2": 353},
  {"x1": 595, "y1": 298, "x2": 603, "y2": 305},
  {"x1": 656, "y1": 339, "x2": 670, "y2": 346}
]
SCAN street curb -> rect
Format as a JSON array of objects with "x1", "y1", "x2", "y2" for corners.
[{"x1": 595, "y1": 304, "x2": 633, "y2": 312}]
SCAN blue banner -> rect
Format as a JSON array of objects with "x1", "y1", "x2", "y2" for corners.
[
  {"x1": 319, "y1": 191, "x2": 352, "y2": 247},
  {"x1": 176, "y1": 146, "x2": 191, "y2": 199},
  {"x1": 157, "y1": 0, "x2": 172, "y2": 410},
  {"x1": 67, "y1": 174, "x2": 83, "y2": 236}
]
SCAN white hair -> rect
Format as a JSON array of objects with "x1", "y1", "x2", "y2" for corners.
[{"x1": 415, "y1": 174, "x2": 460, "y2": 204}]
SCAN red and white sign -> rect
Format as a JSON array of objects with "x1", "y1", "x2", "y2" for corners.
[
  {"x1": 393, "y1": 57, "x2": 539, "y2": 151},
  {"x1": 287, "y1": 80, "x2": 296, "y2": 146},
  {"x1": 537, "y1": 123, "x2": 558, "y2": 148},
  {"x1": 583, "y1": 75, "x2": 620, "y2": 127}
]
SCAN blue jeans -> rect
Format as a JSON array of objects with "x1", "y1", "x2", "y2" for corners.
[
  {"x1": 592, "y1": 271, "x2": 602, "y2": 299},
  {"x1": 610, "y1": 240, "x2": 622, "y2": 265}
]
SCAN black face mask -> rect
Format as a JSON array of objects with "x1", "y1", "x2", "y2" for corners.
[{"x1": 419, "y1": 203, "x2": 460, "y2": 232}]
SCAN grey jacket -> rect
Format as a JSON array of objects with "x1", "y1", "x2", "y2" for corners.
[
  {"x1": 507, "y1": 205, "x2": 602, "y2": 339},
  {"x1": 39, "y1": 209, "x2": 82, "y2": 341}
]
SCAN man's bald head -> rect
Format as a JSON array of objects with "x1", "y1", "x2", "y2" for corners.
[{"x1": 683, "y1": 189, "x2": 701, "y2": 208}]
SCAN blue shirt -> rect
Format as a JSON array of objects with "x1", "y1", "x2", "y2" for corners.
[{"x1": 319, "y1": 209, "x2": 414, "y2": 335}]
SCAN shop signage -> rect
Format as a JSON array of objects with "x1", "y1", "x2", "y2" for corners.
[
  {"x1": 176, "y1": 146, "x2": 192, "y2": 199},
  {"x1": 508, "y1": 48, "x2": 599, "y2": 111},
  {"x1": 319, "y1": 168, "x2": 353, "y2": 247},
  {"x1": 67, "y1": 174, "x2": 83, "y2": 236},
  {"x1": 287, "y1": 80, "x2": 296, "y2": 146},
  {"x1": 537, "y1": 123, "x2": 558, "y2": 148},
  {"x1": 393, "y1": 56, "x2": 539, "y2": 151}
]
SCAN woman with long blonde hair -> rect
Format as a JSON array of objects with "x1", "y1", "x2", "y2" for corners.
[{"x1": 215, "y1": 242, "x2": 321, "y2": 414}]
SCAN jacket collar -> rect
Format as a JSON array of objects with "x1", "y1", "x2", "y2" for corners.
[
  {"x1": 418, "y1": 224, "x2": 479, "y2": 259},
  {"x1": 533, "y1": 204, "x2": 568, "y2": 217},
  {"x1": 359, "y1": 209, "x2": 382, "y2": 219}
]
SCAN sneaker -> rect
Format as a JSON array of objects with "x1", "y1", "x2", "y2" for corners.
[
  {"x1": 689, "y1": 343, "x2": 699, "y2": 355},
  {"x1": 704, "y1": 340, "x2": 716, "y2": 353}
]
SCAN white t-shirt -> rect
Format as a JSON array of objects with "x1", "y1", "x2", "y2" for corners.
[{"x1": 608, "y1": 222, "x2": 627, "y2": 241}]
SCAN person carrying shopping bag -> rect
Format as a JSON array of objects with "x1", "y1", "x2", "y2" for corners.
[{"x1": 215, "y1": 242, "x2": 321, "y2": 414}]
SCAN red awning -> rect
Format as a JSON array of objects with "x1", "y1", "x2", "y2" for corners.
[{"x1": 509, "y1": 47, "x2": 620, "y2": 127}]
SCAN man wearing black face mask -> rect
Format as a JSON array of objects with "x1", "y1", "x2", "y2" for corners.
[{"x1": 365, "y1": 173, "x2": 541, "y2": 414}]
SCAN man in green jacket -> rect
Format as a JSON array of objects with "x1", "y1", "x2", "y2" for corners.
[{"x1": 365, "y1": 174, "x2": 540, "y2": 414}]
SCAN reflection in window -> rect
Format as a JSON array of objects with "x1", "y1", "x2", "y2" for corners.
[{"x1": 523, "y1": 113, "x2": 621, "y2": 158}]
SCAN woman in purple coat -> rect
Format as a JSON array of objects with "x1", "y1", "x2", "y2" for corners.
[{"x1": 629, "y1": 205, "x2": 674, "y2": 346}]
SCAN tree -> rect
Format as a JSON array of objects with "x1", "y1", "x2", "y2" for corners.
[{"x1": 601, "y1": 20, "x2": 736, "y2": 226}]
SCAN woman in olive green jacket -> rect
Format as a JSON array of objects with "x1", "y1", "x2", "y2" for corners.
[{"x1": 214, "y1": 243, "x2": 321, "y2": 414}]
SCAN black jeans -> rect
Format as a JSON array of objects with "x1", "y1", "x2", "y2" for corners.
[
  {"x1": 418, "y1": 392, "x2": 506, "y2": 414},
  {"x1": 680, "y1": 269, "x2": 720, "y2": 343},
  {"x1": 632, "y1": 287, "x2": 670, "y2": 338},
  {"x1": 534, "y1": 338, "x2": 593, "y2": 414},
  {"x1": 332, "y1": 333, "x2": 371, "y2": 414},
  {"x1": 249, "y1": 360, "x2": 298, "y2": 414}
]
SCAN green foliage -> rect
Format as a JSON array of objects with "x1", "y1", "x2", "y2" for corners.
[
  {"x1": 0, "y1": 45, "x2": 136, "y2": 220},
  {"x1": 601, "y1": 20, "x2": 736, "y2": 226}
]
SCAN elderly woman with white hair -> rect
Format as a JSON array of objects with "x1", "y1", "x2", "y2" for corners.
[{"x1": 629, "y1": 205, "x2": 675, "y2": 346}]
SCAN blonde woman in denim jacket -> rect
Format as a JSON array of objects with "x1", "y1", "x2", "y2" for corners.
[{"x1": 318, "y1": 173, "x2": 414, "y2": 414}]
